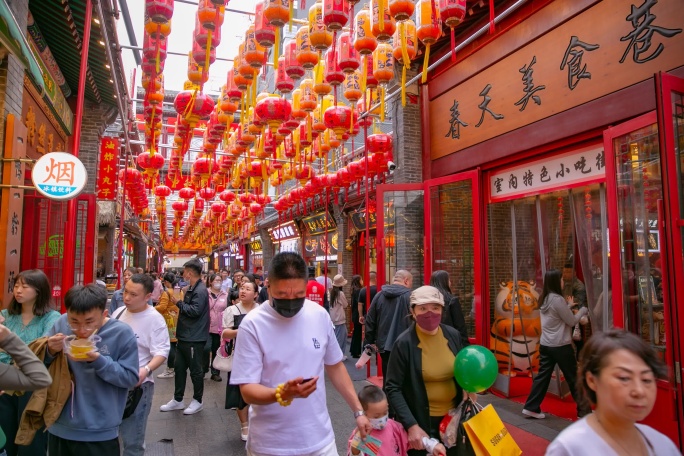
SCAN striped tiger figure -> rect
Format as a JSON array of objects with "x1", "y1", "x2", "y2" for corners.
[{"x1": 490, "y1": 281, "x2": 541, "y2": 376}]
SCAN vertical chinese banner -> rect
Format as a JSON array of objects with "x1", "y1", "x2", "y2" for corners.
[
  {"x1": 97, "y1": 137, "x2": 118, "y2": 200},
  {"x1": 0, "y1": 115, "x2": 27, "y2": 307}
]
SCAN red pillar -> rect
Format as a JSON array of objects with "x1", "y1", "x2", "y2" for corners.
[{"x1": 62, "y1": 0, "x2": 92, "y2": 306}]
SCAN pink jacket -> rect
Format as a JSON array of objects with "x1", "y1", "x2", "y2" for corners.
[{"x1": 209, "y1": 290, "x2": 228, "y2": 334}]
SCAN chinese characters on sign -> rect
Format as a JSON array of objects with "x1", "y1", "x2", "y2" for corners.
[
  {"x1": 97, "y1": 137, "x2": 119, "y2": 200},
  {"x1": 250, "y1": 237, "x2": 263, "y2": 252},
  {"x1": 490, "y1": 147, "x2": 605, "y2": 201},
  {"x1": 430, "y1": 0, "x2": 684, "y2": 160},
  {"x1": 31, "y1": 152, "x2": 87, "y2": 200},
  {"x1": 350, "y1": 209, "x2": 378, "y2": 231},
  {"x1": 302, "y1": 212, "x2": 337, "y2": 235}
]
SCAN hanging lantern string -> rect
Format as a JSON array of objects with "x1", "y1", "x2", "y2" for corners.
[{"x1": 357, "y1": 0, "x2": 523, "y2": 122}]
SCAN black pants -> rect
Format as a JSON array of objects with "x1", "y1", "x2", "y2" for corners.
[
  {"x1": 47, "y1": 434, "x2": 119, "y2": 456},
  {"x1": 203, "y1": 333, "x2": 221, "y2": 376},
  {"x1": 523, "y1": 344, "x2": 591, "y2": 416},
  {"x1": 380, "y1": 350, "x2": 392, "y2": 390},
  {"x1": 174, "y1": 340, "x2": 205, "y2": 403},
  {"x1": 0, "y1": 392, "x2": 47, "y2": 456},
  {"x1": 350, "y1": 313, "x2": 363, "y2": 357},
  {"x1": 167, "y1": 341, "x2": 177, "y2": 369}
]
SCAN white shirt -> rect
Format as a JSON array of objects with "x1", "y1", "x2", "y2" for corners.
[
  {"x1": 221, "y1": 277, "x2": 233, "y2": 293},
  {"x1": 230, "y1": 300, "x2": 343, "y2": 456},
  {"x1": 316, "y1": 275, "x2": 333, "y2": 292},
  {"x1": 113, "y1": 306, "x2": 170, "y2": 384},
  {"x1": 545, "y1": 417, "x2": 680, "y2": 456}
]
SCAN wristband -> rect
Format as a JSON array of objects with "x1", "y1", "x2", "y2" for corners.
[
  {"x1": 275, "y1": 383, "x2": 292, "y2": 407},
  {"x1": 144, "y1": 365, "x2": 151, "y2": 376}
]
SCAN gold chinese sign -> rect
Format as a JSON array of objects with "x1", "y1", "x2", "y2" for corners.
[
  {"x1": 429, "y1": 0, "x2": 684, "y2": 159},
  {"x1": 97, "y1": 137, "x2": 119, "y2": 200},
  {"x1": 22, "y1": 80, "x2": 67, "y2": 159}
]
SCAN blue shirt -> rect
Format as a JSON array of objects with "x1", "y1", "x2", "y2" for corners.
[
  {"x1": 0, "y1": 309, "x2": 61, "y2": 364},
  {"x1": 108, "y1": 289, "x2": 124, "y2": 316}
]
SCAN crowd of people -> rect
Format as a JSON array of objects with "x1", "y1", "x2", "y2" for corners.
[{"x1": 0, "y1": 258, "x2": 681, "y2": 456}]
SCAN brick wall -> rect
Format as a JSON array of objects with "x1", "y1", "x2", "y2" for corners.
[
  {"x1": 259, "y1": 225, "x2": 274, "y2": 273},
  {"x1": 392, "y1": 68, "x2": 422, "y2": 185}
]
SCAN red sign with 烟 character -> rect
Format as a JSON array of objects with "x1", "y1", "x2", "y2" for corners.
[{"x1": 97, "y1": 137, "x2": 118, "y2": 200}]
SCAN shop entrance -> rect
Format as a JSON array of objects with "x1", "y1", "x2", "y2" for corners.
[{"x1": 603, "y1": 73, "x2": 684, "y2": 446}]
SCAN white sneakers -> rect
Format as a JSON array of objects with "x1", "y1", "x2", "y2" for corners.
[
  {"x1": 160, "y1": 399, "x2": 185, "y2": 412},
  {"x1": 522, "y1": 409, "x2": 545, "y2": 419},
  {"x1": 157, "y1": 369, "x2": 175, "y2": 379},
  {"x1": 183, "y1": 399, "x2": 203, "y2": 415},
  {"x1": 160, "y1": 398, "x2": 203, "y2": 414}
]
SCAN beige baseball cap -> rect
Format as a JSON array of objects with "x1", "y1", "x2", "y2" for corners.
[{"x1": 410, "y1": 285, "x2": 445, "y2": 306}]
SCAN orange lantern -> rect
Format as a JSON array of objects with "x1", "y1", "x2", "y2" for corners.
[
  {"x1": 299, "y1": 79, "x2": 318, "y2": 112},
  {"x1": 291, "y1": 89, "x2": 308, "y2": 121},
  {"x1": 388, "y1": 0, "x2": 415, "y2": 21},
  {"x1": 416, "y1": 0, "x2": 442, "y2": 82},
  {"x1": 392, "y1": 19, "x2": 417, "y2": 106},
  {"x1": 244, "y1": 25, "x2": 267, "y2": 69},
  {"x1": 309, "y1": 0, "x2": 333, "y2": 51},
  {"x1": 187, "y1": 54, "x2": 208, "y2": 86},
  {"x1": 284, "y1": 39, "x2": 305, "y2": 80},
  {"x1": 197, "y1": 0, "x2": 225, "y2": 30},
  {"x1": 296, "y1": 26, "x2": 319, "y2": 69},
  {"x1": 264, "y1": 0, "x2": 291, "y2": 27},
  {"x1": 144, "y1": 15, "x2": 171, "y2": 39},
  {"x1": 338, "y1": 32, "x2": 359, "y2": 74},
  {"x1": 238, "y1": 43, "x2": 259, "y2": 80},
  {"x1": 323, "y1": 0, "x2": 349, "y2": 31},
  {"x1": 353, "y1": 4, "x2": 377, "y2": 55},
  {"x1": 313, "y1": 61, "x2": 333, "y2": 97},
  {"x1": 373, "y1": 42, "x2": 393, "y2": 121},
  {"x1": 370, "y1": 0, "x2": 396, "y2": 42},
  {"x1": 343, "y1": 72, "x2": 362, "y2": 104}
]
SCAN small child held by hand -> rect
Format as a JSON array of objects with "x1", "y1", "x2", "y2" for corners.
[{"x1": 347, "y1": 385, "x2": 446, "y2": 456}]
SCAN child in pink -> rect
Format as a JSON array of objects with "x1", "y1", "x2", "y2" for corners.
[{"x1": 348, "y1": 385, "x2": 446, "y2": 456}]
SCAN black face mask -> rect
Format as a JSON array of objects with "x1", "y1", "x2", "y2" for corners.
[{"x1": 271, "y1": 297, "x2": 305, "y2": 318}]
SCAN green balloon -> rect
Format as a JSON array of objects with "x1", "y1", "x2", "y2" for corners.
[{"x1": 454, "y1": 345, "x2": 499, "y2": 393}]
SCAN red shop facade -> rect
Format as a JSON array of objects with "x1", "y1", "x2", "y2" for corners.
[{"x1": 376, "y1": 0, "x2": 684, "y2": 446}]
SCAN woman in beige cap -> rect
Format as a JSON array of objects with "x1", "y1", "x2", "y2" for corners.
[
  {"x1": 330, "y1": 274, "x2": 349, "y2": 360},
  {"x1": 385, "y1": 285, "x2": 473, "y2": 455}
]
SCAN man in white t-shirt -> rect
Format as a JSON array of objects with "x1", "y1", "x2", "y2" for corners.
[
  {"x1": 231, "y1": 252, "x2": 371, "y2": 456},
  {"x1": 114, "y1": 274, "x2": 170, "y2": 456}
]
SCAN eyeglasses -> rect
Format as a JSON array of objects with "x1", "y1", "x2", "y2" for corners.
[{"x1": 69, "y1": 324, "x2": 96, "y2": 332}]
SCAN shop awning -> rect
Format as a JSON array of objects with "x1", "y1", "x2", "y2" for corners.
[{"x1": 0, "y1": 0, "x2": 45, "y2": 93}]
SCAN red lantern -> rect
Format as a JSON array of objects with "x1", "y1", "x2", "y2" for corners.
[
  {"x1": 154, "y1": 185, "x2": 172, "y2": 199},
  {"x1": 337, "y1": 31, "x2": 359, "y2": 74},
  {"x1": 255, "y1": 0, "x2": 277, "y2": 48},
  {"x1": 219, "y1": 190, "x2": 236, "y2": 202},
  {"x1": 249, "y1": 202, "x2": 264, "y2": 215},
  {"x1": 323, "y1": 0, "x2": 349, "y2": 30},
  {"x1": 325, "y1": 47, "x2": 345, "y2": 86},
  {"x1": 284, "y1": 40, "x2": 306, "y2": 80},
  {"x1": 254, "y1": 96, "x2": 292, "y2": 132},
  {"x1": 324, "y1": 105, "x2": 356, "y2": 137},
  {"x1": 145, "y1": 0, "x2": 174, "y2": 23},
  {"x1": 172, "y1": 200, "x2": 189, "y2": 212},
  {"x1": 211, "y1": 202, "x2": 227, "y2": 214},
  {"x1": 389, "y1": 0, "x2": 415, "y2": 21},
  {"x1": 179, "y1": 187, "x2": 196, "y2": 200},
  {"x1": 439, "y1": 0, "x2": 466, "y2": 62},
  {"x1": 198, "y1": 187, "x2": 217, "y2": 200},
  {"x1": 366, "y1": 133, "x2": 393, "y2": 155},
  {"x1": 137, "y1": 151, "x2": 165, "y2": 171},
  {"x1": 275, "y1": 57, "x2": 295, "y2": 93}
]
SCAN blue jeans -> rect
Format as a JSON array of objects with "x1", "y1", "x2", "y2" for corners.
[
  {"x1": 119, "y1": 381, "x2": 154, "y2": 456},
  {"x1": 334, "y1": 324, "x2": 347, "y2": 356}
]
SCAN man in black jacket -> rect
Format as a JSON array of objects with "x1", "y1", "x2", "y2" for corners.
[
  {"x1": 160, "y1": 259, "x2": 209, "y2": 415},
  {"x1": 363, "y1": 269, "x2": 413, "y2": 388}
]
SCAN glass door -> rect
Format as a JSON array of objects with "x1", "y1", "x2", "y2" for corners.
[
  {"x1": 424, "y1": 170, "x2": 483, "y2": 344},
  {"x1": 604, "y1": 106, "x2": 680, "y2": 445}
]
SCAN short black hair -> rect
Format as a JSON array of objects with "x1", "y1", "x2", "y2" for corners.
[
  {"x1": 65, "y1": 284, "x2": 107, "y2": 314},
  {"x1": 269, "y1": 252, "x2": 307, "y2": 283},
  {"x1": 184, "y1": 259, "x2": 203, "y2": 276},
  {"x1": 578, "y1": 329, "x2": 668, "y2": 405},
  {"x1": 358, "y1": 385, "x2": 386, "y2": 410},
  {"x1": 162, "y1": 272, "x2": 176, "y2": 285},
  {"x1": 129, "y1": 273, "x2": 154, "y2": 294},
  {"x1": 229, "y1": 288, "x2": 240, "y2": 302},
  {"x1": 8, "y1": 269, "x2": 53, "y2": 316}
]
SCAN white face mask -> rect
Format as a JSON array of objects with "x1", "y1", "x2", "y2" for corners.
[
  {"x1": 369, "y1": 414, "x2": 388, "y2": 431},
  {"x1": 212, "y1": 283, "x2": 221, "y2": 290}
]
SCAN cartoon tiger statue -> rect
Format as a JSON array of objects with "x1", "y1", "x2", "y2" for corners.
[{"x1": 490, "y1": 281, "x2": 541, "y2": 376}]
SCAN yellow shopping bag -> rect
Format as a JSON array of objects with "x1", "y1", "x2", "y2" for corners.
[{"x1": 462, "y1": 404, "x2": 522, "y2": 456}]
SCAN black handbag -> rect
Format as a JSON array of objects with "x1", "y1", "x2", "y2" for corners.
[
  {"x1": 123, "y1": 387, "x2": 143, "y2": 419},
  {"x1": 454, "y1": 399, "x2": 481, "y2": 456},
  {"x1": 115, "y1": 308, "x2": 144, "y2": 419}
]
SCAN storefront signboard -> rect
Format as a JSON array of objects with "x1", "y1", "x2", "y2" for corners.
[
  {"x1": 489, "y1": 146, "x2": 605, "y2": 202},
  {"x1": 268, "y1": 220, "x2": 300, "y2": 242},
  {"x1": 350, "y1": 208, "x2": 377, "y2": 231},
  {"x1": 279, "y1": 239, "x2": 300, "y2": 253},
  {"x1": 304, "y1": 233, "x2": 339, "y2": 258},
  {"x1": 22, "y1": 80, "x2": 68, "y2": 159},
  {"x1": 250, "y1": 237, "x2": 263, "y2": 252},
  {"x1": 430, "y1": 0, "x2": 684, "y2": 159},
  {"x1": 302, "y1": 211, "x2": 336, "y2": 235},
  {"x1": 32, "y1": 152, "x2": 87, "y2": 200},
  {"x1": 97, "y1": 137, "x2": 118, "y2": 200}
]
